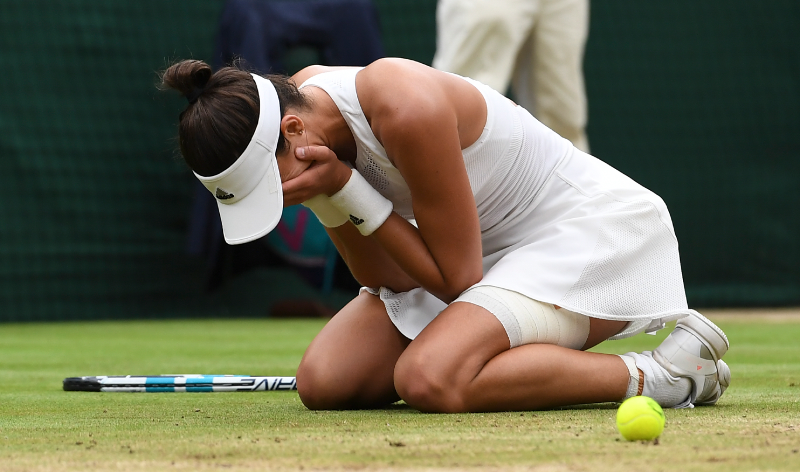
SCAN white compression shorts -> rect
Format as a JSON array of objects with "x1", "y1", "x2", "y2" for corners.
[{"x1": 455, "y1": 285, "x2": 590, "y2": 349}]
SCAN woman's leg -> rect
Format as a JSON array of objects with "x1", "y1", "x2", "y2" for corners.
[
  {"x1": 394, "y1": 301, "x2": 630, "y2": 412},
  {"x1": 297, "y1": 290, "x2": 411, "y2": 409}
]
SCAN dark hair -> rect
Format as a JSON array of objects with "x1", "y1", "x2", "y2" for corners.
[{"x1": 160, "y1": 59, "x2": 310, "y2": 177}]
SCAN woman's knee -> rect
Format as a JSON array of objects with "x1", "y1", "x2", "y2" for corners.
[
  {"x1": 394, "y1": 348, "x2": 468, "y2": 413},
  {"x1": 297, "y1": 333, "x2": 404, "y2": 410},
  {"x1": 296, "y1": 355, "x2": 361, "y2": 410}
]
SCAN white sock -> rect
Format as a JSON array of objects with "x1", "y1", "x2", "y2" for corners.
[
  {"x1": 621, "y1": 352, "x2": 693, "y2": 408},
  {"x1": 617, "y1": 354, "x2": 640, "y2": 400}
]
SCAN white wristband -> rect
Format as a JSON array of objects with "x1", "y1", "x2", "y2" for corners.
[
  {"x1": 329, "y1": 169, "x2": 393, "y2": 236},
  {"x1": 301, "y1": 194, "x2": 349, "y2": 228}
]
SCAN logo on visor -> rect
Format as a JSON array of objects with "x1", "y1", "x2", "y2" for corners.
[
  {"x1": 349, "y1": 215, "x2": 364, "y2": 226},
  {"x1": 215, "y1": 188, "x2": 234, "y2": 200}
]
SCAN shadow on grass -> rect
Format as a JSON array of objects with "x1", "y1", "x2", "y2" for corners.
[{"x1": 341, "y1": 401, "x2": 621, "y2": 414}]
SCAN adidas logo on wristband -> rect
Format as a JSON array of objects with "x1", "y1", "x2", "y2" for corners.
[{"x1": 329, "y1": 169, "x2": 393, "y2": 236}]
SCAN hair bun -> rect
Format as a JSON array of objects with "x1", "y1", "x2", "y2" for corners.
[{"x1": 161, "y1": 60, "x2": 212, "y2": 102}]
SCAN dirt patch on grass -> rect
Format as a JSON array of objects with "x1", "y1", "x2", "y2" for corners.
[{"x1": 702, "y1": 308, "x2": 800, "y2": 322}]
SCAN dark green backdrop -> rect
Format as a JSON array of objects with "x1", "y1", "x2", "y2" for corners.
[{"x1": 0, "y1": 0, "x2": 797, "y2": 321}]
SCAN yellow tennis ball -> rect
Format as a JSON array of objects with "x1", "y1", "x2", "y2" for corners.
[{"x1": 616, "y1": 396, "x2": 665, "y2": 441}]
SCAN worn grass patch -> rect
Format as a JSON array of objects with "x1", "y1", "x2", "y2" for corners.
[{"x1": 0, "y1": 312, "x2": 798, "y2": 471}]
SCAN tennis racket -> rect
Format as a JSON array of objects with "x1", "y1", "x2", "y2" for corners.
[{"x1": 63, "y1": 375, "x2": 297, "y2": 392}]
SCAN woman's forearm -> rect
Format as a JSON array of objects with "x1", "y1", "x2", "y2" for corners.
[
  {"x1": 326, "y1": 221, "x2": 418, "y2": 293},
  {"x1": 327, "y1": 213, "x2": 480, "y2": 303},
  {"x1": 370, "y1": 213, "x2": 481, "y2": 304}
]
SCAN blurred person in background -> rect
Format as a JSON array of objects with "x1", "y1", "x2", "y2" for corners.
[{"x1": 433, "y1": 0, "x2": 590, "y2": 152}]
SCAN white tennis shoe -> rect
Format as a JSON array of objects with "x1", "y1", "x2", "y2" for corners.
[{"x1": 653, "y1": 310, "x2": 730, "y2": 406}]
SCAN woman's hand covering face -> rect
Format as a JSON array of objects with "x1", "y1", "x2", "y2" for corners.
[{"x1": 280, "y1": 145, "x2": 352, "y2": 206}]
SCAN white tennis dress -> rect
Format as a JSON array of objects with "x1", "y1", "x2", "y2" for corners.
[{"x1": 300, "y1": 69, "x2": 692, "y2": 340}]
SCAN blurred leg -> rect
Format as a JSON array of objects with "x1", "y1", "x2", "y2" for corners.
[
  {"x1": 394, "y1": 300, "x2": 630, "y2": 412},
  {"x1": 512, "y1": 0, "x2": 590, "y2": 152},
  {"x1": 432, "y1": 0, "x2": 538, "y2": 94},
  {"x1": 297, "y1": 290, "x2": 410, "y2": 409}
]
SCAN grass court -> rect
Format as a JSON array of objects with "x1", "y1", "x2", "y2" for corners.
[{"x1": 1, "y1": 311, "x2": 798, "y2": 471}]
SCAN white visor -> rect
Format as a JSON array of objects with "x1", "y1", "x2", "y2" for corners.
[{"x1": 193, "y1": 74, "x2": 283, "y2": 245}]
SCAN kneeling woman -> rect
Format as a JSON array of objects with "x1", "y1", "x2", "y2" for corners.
[{"x1": 162, "y1": 58, "x2": 730, "y2": 412}]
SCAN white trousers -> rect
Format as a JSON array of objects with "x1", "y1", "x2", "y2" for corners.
[{"x1": 433, "y1": 0, "x2": 590, "y2": 152}]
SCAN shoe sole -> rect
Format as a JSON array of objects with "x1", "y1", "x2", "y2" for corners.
[
  {"x1": 718, "y1": 359, "x2": 731, "y2": 389},
  {"x1": 676, "y1": 310, "x2": 729, "y2": 361}
]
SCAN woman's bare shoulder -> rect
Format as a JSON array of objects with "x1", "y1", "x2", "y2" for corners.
[
  {"x1": 357, "y1": 58, "x2": 486, "y2": 157},
  {"x1": 358, "y1": 59, "x2": 450, "y2": 117},
  {"x1": 291, "y1": 65, "x2": 360, "y2": 86},
  {"x1": 356, "y1": 58, "x2": 432, "y2": 97},
  {"x1": 357, "y1": 59, "x2": 466, "y2": 139}
]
